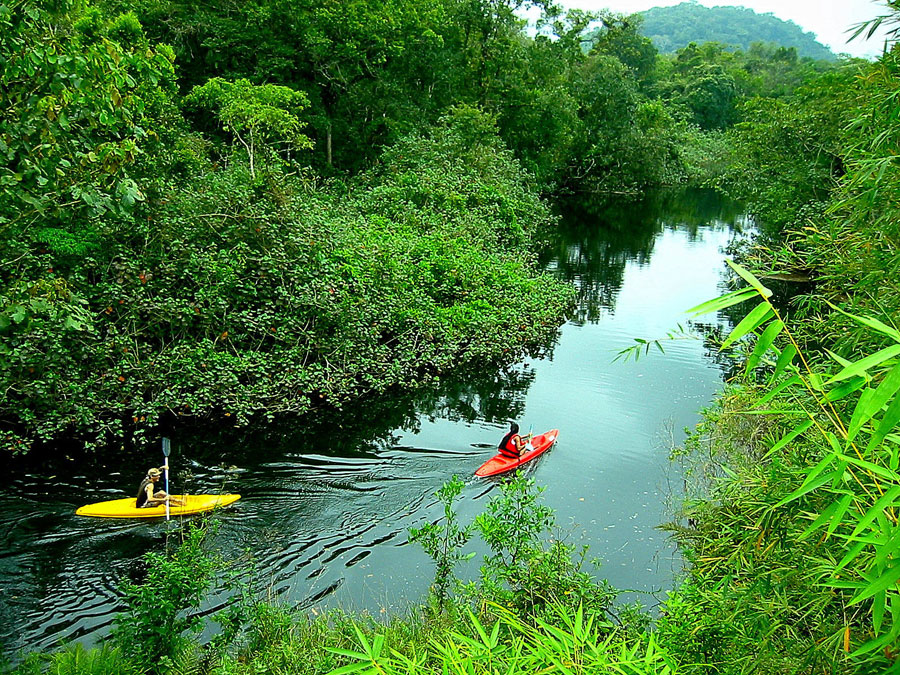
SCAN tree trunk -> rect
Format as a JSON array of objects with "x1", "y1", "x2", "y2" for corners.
[{"x1": 326, "y1": 122, "x2": 332, "y2": 166}]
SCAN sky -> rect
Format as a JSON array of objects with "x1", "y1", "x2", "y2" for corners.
[{"x1": 558, "y1": 0, "x2": 892, "y2": 58}]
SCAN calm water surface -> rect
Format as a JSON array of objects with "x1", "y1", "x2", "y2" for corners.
[{"x1": 0, "y1": 188, "x2": 748, "y2": 655}]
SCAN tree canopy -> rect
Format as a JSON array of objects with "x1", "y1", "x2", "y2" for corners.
[{"x1": 641, "y1": 2, "x2": 837, "y2": 61}]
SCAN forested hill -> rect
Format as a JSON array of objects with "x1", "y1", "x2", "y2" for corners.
[{"x1": 640, "y1": 3, "x2": 837, "y2": 60}]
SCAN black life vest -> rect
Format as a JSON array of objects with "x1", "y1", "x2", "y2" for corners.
[{"x1": 136, "y1": 477, "x2": 153, "y2": 508}]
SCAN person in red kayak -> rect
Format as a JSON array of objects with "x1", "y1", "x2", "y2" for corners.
[{"x1": 498, "y1": 422, "x2": 530, "y2": 459}]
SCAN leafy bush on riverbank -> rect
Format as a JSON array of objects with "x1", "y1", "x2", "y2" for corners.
[
  {"x1": 1, "y1": 81, "x2": 572, "y2": 454},
  {"x1": 642, "y1": 261, "x2": 900, "y2": 672}
]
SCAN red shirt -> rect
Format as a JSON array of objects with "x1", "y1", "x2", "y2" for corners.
[{"x1": 499, "y1": 433, "x2": 522, "y2": 458}]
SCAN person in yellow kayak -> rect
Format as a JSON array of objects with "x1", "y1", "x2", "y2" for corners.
[
  {"x1": 136, "y1": 467, "x2": 184, "y2": 508},
  {"x1": 498, "y1": 422, "x2": 531, "y2": 459}
]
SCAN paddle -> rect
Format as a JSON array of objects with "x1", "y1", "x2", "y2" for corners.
[{"x1": 162, "y1": 437, "x2": 171, "y2": 521}]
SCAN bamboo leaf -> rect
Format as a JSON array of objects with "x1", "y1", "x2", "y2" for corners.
[
  {"x1": 826, "y1": 349, "x2": 855, "y2": 370},
  {"x1": 775, "y1": 468, "x2": 841, "y2": 507},
  {"x1": 328, "y1": 664, "x2": 371, "y2": 675},
  {"x1": 867, "y1": 394, "x2": 900, "y2": 453},
  {"x1": 838, "y1": 453, "x2": 900, "y2": 482},
  {"x1": 800, "y1": 494, "x2": 851, "y2": 539},
  {"x1": 874, "y1": 589, "x2": 886, "y2": 635},
  {"x1": 826, "y1": 432, "x2": 842, "y2": 453},
  {"x1": 757, "y1": 374, "x2": 801, "y2": 406},
  {"x1": 868, "y1": 360, "x2": 900, "y2": 419},
  {"x1": 775, "y1": 344, "x2": 798, "y2": 376},
  {"x1": 352, "y1": 625, "x2": 371, "y2": 656},
  {"x1": 835, "y1": 541, "x2": 868, "y2": 572},
  {"x1": 828, "y1": 494, "x2": 856, "y2": 537},
  {"x1": 726, "y1": 259, "x2": 773, "y2": 299},
  {"x1": 764, "y1": 419, "x2": 813, "y2": 459},
  {"x1": 327, "y1": 648, "x2": 370, "y2": 660},
  {"x1": 326, "y1": 663, "x2": 372, "y2": 675},
  {"x1": 850, "y1": 485, "x2": 900, "y2": 539},
  {"x1": 825, "y1": 377, "x2": 867, "y2": 402},
  {"x1": 686, "y1": 287, "x2": 758, "y2": 317},
  {"x1": 826, "y1": 345, "x2": 900, "y2": 384},
  {"x1": 826, "y1": 302, "x2": 900, "y2": 343},
  {"x1": 848, "y1": 389, "x2": 877, "y2": 443},
  {"x1": 849, "y1": 562, "x2": 900, "y2": 605},
  {"x1": 721, "y1": 301, "x2": 775, "y2": 350},
  {"x1": 746, "y1": 320, "x2": 784, "y2": 374},
  {"x1": 809, "y1": 372, "x2": 825, "y2": 391},
  {"x1": 827, "y1": 579, "x2": 867, "y2": 590}
]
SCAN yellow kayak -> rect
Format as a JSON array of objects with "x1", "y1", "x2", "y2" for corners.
[{"x1": 76, "y1": 494, "x2": 241, "y2": 518}]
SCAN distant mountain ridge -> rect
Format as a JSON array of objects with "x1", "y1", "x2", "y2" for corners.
[{"x1": 639, "y1": 3, "x2": 837, "y2": 61}]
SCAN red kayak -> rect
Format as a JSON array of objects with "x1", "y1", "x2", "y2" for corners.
[{"x1": 475, "y1": 429, "x2": 559, "y2": 477}]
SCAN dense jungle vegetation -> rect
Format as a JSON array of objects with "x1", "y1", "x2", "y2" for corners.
[
  {"x1": 0, "y1": 0, "x2": 845, "y2": 455},
  {"x1": 6, "y1": 0, "x2": 900, "y2": 672},
  {"x1": 640, "y1": 3, "x2": 837, "y2": 60}
]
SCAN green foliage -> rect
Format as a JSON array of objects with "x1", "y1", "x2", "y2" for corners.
[
  {"x1": 715, "y1": 65, "x2": 860, "y2": 234},
  {"x1": 473, "y1": 474, "x2": 616, "y2": 618},
  {"x1": 324, "y1": 604, "x2": 672, "y2": 675},
  {"x1": 409, "y1": 476, "x2": 474, "y2": 612},
  {"x1": 184, "y1": 78, "x2": 312, "y2": 177},
  {"x1": 589, "y1": 13, "x2": 658, "y2": 85},
  {"x1": 652, "y1": 260, "x2": 900, "y2": 671},
  {"x1": 0, "y1": 103, "x2": 572, "y2": 454},
  {"x1": 112, "y1": 522, "x2": 220, "y2": 663},
  {"x1": 0, "y1": 0, "x2": 177, "y2": 255},
  {"x1": 640, "y1": 2, "x2": 836, "y2": 61},
  {"x1": 9, "y1": 643, "x2": 136, "y2": 675}
]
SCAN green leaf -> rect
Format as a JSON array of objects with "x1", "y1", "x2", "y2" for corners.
[
  {"x1": 826, "y1": 345, "x2": 900, "y2": 384},
  {"x1": 721, "y1": 301, "x2": 775, "y2": 350},
  {"x1": 757, "y1": 374, "x2": 801, "y2": 406},
  {"x1": 835, "y1": 541, "x2": 868, "y2": 572},
  {"x1": 10, "y1": 306, "x2": 27, "y2": 323},
  {"x1": 686, "y1": 287, "x2": 758, "y2": 318},
  {"x1": 775, "y1": 344, "x2": 798, "y2": 376},
  {"x1": 870, "y1": 361, "x2": 900, "y2": 419},
  {"x1": 746, "y1": 319, "x2": 783, "y2": 373},
  {"x1": 850, "y1": 485, "x2": 900, "y2": 539},
  {"x1": 825, "y1": 377, "x2": 867, "y2": 402},
  {"x1": 849, "y1": 562, "x2": 900, "y2": 605},
  {"x1": 764, "y1": 419, "x2": 813, "y2": 459},
  {"x1": 800, "y1": 493, "x2": 851, "y2": 539},
  {"x1": 826, "y1": 302, "x2": 900, "y2": 344},
  {"x1": 826, "y1": 349, "x2": 855, "y2": 371},
  {"x1": 848, "y1": 389, "x2": 877, "y2": 443},
  {"x1": 775, "y1": 467, "x2": 841, "y2": 508},
  {"x1": 867, "y1": 394, "x2": 900, "y2": 453},
  {"x1": 838, "y1": 453, "x2": 900, "y2": 482},
  {"x1": 325, "y1": 662, "x2": 372, "y2": 675},
  {"x1": 725, "y1": 259, "x2": 773, "y2": 298},
  {"x1": 326, "y1": 648, "x2": 369, "y2": 660},
  {"x1": 873, "y1": 589, "x2": 886, "y2": 634}
]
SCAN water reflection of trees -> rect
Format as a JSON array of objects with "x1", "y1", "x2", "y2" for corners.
[
  {"x1": 169, "y1": 357, "x2": 546, "y2": 466},
  {"x1": 545, "y1": 188, "x2": 748, "y2": 324}
]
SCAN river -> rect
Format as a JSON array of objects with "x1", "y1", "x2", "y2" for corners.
[{"x1": 0, "y1": 188, "x2": 748, "y2": 656}]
